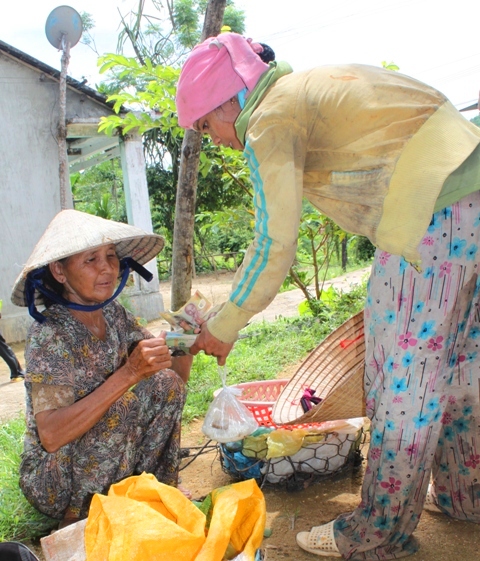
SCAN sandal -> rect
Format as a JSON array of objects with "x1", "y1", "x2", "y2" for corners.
[
  {"x1": 296, "y1": 520, "x2": 341, "y2": 557},
  {"x1": 423, "y1": 484, "x2": 442, "y2": 513}
]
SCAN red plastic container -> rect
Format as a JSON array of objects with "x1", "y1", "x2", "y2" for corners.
[{"x1": 214, "y1": 379, "x2": 289, "y2": 426}]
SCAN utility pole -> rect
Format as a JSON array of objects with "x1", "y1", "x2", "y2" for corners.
[
  {"x1": 45, "y1": 6, "x2": 83, "y2": 210},
  {"x1": 58, "y1": 37, "x2": 71, "y2": 210}
]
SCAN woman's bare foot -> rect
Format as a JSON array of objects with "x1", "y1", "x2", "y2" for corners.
[
  {"x1": 57, "y1": 506, "x2": 80, "y2": 530},
  {"x1": 58, "y1": 517, "x2": 80, "y2": 530}
]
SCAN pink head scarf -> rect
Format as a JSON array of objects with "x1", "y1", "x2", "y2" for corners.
[{"x1": 176, "y1": 32, "x2": 269, "y2": 130}]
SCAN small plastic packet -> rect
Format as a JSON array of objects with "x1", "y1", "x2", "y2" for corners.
[{"x1": 202, "y1": 367, "x2": 259, "y2": 443}]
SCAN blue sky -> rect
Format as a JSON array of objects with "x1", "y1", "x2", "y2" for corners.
[{"x1": 2, "y1": 0, "x2": 479, "y2": 118}]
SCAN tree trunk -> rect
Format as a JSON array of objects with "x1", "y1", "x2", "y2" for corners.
[
  {"x1": 171, "y1": 129, "x2": 202, "y2": 309},
  {"x1": 170, "y1": 0, "x2": 227, "y2": 311},
  {"x1": 341, "y1": 237, "x2": 348, "y2": 272}
]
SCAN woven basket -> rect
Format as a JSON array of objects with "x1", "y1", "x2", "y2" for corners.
[{"x1": 272, "y1": 311, "x2": 366, "y2": 425}]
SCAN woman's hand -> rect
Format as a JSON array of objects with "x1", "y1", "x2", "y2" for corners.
[
  {"x1": 124, "y1": 332, "x2": 172, "y2": 382},
  {"x1": 189, "y1": 323, "x2": 234, "y2": 365}
]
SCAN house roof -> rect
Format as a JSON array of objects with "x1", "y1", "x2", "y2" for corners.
[
  {"x1": 0, "y1": 39, "x2": 124, "y2": 172},
  {"x1": 459, "y1": 101, "x2": 479, "y2": 113},
  {"x1": 0, "y1": 39, "x2": 113, "y2": 109}
]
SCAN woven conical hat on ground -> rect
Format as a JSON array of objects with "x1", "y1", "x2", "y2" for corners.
[
  {"x1": 272, "y1": 311, "x2": 366, "y2": 424},
  {"x1": 11, "y1": 209, "x2": 164, "y2": 307}
]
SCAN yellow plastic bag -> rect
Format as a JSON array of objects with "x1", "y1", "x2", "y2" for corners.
[
  {"x1": 266, "y1": 429, "x2": 307, "y2": 459},
  {"x1": 84, "y1": 473, "x2": 265, "y2": 561},
  {"x1": 242, "y1": 433, "x2": 269, "y2": 459},
  {"x1": 85, "y1": 473, "x2": 206, "y2": 561},
  {"x1": 196, "y1": 479, "x2": 266, "y2": 561}
]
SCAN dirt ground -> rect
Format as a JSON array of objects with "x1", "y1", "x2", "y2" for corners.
[{"x1": 2, "y1": 268, "x2": 480, "y2": 560}]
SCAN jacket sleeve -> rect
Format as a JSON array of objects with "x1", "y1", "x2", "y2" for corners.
[{"x1": 207, "y1": 118, "x2": 307, "y2": 343}]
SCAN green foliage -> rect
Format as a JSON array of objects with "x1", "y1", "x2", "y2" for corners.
[
  {"x1": 146, "y1": 140, "x2": 250, "y2": 231},
  {"x1": 96, "y1": 54, "x2": 184, "y2": 265},
  {"x1": 195, "y1": 207, "x2": 252, "y2": 273},
  {"x1": 173, "y1": 0, "x2": 204, "y2": 48},
  {"x1": 71, "y1": 159, "x2": 126, "y2": 223},
  {"x1": 80, "y1": 11, "x2": 95, "y2": 33},
  {"x1": 79, "y1": 11, "x2": 97, "y2": 53},
  {"x1": 112, "y1": 0, "x2": 244, "y2": 67},
  {"x1": 301, "y1": 279, "x2": 367, "y2": 322},
  {"x1": 471, "y1": 115, "x2": 480, "y2": 127},
  {"x1": 172, "y1": 0, "x2": 245, "y2": 48},
  {"x1": 97, "y1": 55, "x2": 181, "y2": 137},
  {"x1": 90, "y1": 192, "x2": 115, "y2": 219},
  {"x1": 223, "y1": 3, "x2": 245, "y2": 34},
  {"x1": 353, "y1": 236, "x2": 376, "y2": 262},
  {"x1": 277, "y1": 197, "x2": 374, "y2": 305},
  {"x1": 145, "y1": 136, "x2": 253, "y2": 275},
  {"x1": 195, "y1": 145, "x2": 253, "y2": 256},
  {"x1": 281, "y1": 202, "x2": 344, "y2": 300},
  {"x1": 381, "y1": 61, "x2": 400, "y2": 71},
  {"x1": 196, "y1": 208, "x2": 252, "y2": 250},
  {"x1": 0, "y1": 416, "x2": 57, "y2": 540}
]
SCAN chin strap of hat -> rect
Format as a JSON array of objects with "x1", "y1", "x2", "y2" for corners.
[{"x1": 25, "y1": 257, "x2": 153, "y2": 323}]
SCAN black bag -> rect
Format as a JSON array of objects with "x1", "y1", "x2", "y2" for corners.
[{"x1": 0, "y1": 542, "x2": 39, "y2": 561}]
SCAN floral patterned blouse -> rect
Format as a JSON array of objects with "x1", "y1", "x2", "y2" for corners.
[{"x1": 24, "y1": 301, "x2": 152, "y2": 449}]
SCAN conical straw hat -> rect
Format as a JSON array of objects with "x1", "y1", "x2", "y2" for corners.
[
  {"x1": 272, "y1": 311, "x2": 366, "y2": 424},
  {"x1": 11, "y1": 209, "x2": 164, "y2": 307}
]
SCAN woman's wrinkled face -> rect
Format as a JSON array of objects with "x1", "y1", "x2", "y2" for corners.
[
  {"x1": 49, "y1": 244, "x2": 120, "y2": 306},
  {"x1": 194, "y1": 98, "x2": 243, "y2": 150}
]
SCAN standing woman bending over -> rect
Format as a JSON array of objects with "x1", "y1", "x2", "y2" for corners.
[
  {"x1": 11, "y1": 210, "x2": 191, "y2": 528},
  {"x1": 176, "y1": 32, "x2": 480, "y2": 559}
]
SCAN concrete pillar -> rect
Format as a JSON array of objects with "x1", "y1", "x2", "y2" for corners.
[{"x1": 119, "y1": 134, "x2": 164, "y2": 319}]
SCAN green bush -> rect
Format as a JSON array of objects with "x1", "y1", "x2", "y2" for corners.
[{"x1": 354, "y1": 236, "x2": 376, "y2": 262}]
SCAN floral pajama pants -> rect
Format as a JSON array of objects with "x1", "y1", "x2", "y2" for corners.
[{"x1": 335, "y1": 191, "x2": 480, "y2": 560}]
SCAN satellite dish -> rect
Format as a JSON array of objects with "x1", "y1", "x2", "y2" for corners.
[{"x1": 45, "y1": 5, "x2": 83, "y2": 50}]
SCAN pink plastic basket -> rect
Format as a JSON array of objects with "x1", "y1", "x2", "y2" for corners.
[{"x1": 214, "y1": 380, "x2": 289, "y2": 426}]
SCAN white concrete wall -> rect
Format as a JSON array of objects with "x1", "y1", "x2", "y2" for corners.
[
  {"x1": 0, "y1": 52, "x2": 63, "y2": 342},
  {"x1": 0, "y1": 53, "x2": 164, "y2": 342}
]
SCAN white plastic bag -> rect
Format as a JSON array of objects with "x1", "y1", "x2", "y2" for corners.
[{"x1": 202, "y1": 367, "x2": 258, "y2": 443}]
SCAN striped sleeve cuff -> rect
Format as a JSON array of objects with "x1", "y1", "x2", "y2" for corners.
[{"x1": 207, "y1": 300, "x2": 255, "y2": 343}]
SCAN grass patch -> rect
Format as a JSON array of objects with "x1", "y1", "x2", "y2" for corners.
[{"x1": 0, "y1": 415, "x2": 57, "y2": 541}]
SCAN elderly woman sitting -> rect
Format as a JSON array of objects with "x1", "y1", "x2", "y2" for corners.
[{"x1": 11, "y1": 210, "x2": 191, "y2": 528}]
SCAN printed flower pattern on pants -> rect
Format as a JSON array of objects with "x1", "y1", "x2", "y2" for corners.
[{"x1": 334, "y1": 192, "x2": 480, "y2": 560}]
